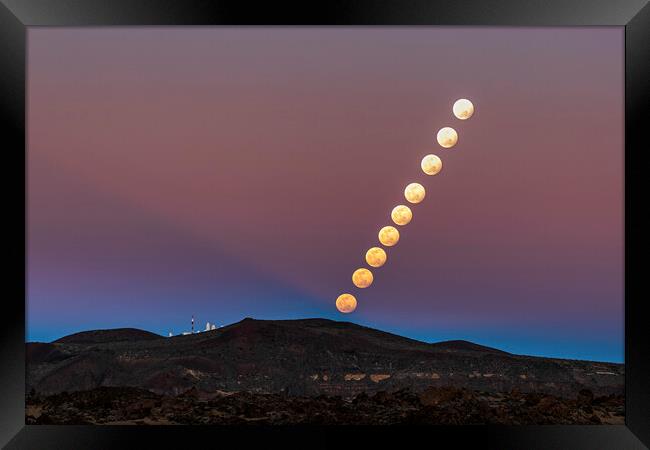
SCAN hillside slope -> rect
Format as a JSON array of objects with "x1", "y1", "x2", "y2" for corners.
[{"x1": 26, "y1": 318, "x2": 623, "y2": 398}]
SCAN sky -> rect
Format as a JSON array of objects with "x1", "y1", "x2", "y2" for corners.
[{"x1": 27, "y1": 27, "x2": 624, "y2": 362}]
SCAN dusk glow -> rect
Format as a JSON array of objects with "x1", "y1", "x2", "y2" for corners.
[{"x1": 27, "y1": 27, "x2": 623, "y2": 362}]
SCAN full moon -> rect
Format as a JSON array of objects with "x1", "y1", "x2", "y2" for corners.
[
  {"x1": 352, "y1": 268, "x2": 374, "y2": 288},
  {"x1": 378, "y1": 226, "x2": 400, "y2": 246},
  {"x1": 336, "y1": 293, "x2": 357, "y2": 313},
  {"x1": 453, "y1": 98, "x2": 474, "y2": 120},
  {"x1": 404, "y1": 182, "x2": 426, "y2": 204},
  {"x1": 391, "y1": 204, "x2": 413, "y2": 226},
  {"x1": 365, "y1": 247, "x2": 387, "y2": 268},
  {"x1": 421, "y1": 154, "x2": 442, "y2": 175},
  {"x1": 436, "y1": 127, "x2": 458, "y2": 148}
]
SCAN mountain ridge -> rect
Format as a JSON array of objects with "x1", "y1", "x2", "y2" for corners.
[
  {"x1": 53, "y1": 327, "x2": 162, "y2": 344},
  {"x1": 27, "y1": 317, "x2": 623, "y2": 398}
]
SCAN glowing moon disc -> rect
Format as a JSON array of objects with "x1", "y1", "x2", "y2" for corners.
[
  {"x1": 436, "y1": 127, "x2": 458, "y2": 148},
  {"x1": 421, "y1": 154, "x2": 442, "y2": 176},
  {"x1": 352, "y1": 268, "x2": 374, "y2": 288},
  {"x1": 365, "y1": 247, "x2": 387, "y2": 268},
  {"x1": 404, "y1": 183, "x2": 426, "y2": 204},
  {"x1": 453, "y1": 98, "x2": 474, "y2": 120},
  {"x1": 391, "y1": 205, "x2": 413, "y2": 226},
  {"x1": 378, "y1": 226, "x2": 400, "y2": 247},
  {"x1": 336, "y1": 293, "x2": 357, "y2": 313}
]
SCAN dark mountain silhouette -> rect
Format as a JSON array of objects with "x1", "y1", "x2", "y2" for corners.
[
  {"x1": 53, "y1": 328, "x2": 161, "y2": 344},
  {"x1": 429, "y1": 339, "x2": 509, "y2": 354},
  {"x1": 26, "y1": 318, "x2": 623, "y2": 399}
]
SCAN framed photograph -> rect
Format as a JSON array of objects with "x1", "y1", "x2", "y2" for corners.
[{"x1": 2, "y1": 0, "x2": 648, "y2": 448}]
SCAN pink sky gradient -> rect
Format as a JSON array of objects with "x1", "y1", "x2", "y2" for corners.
[{"x1": 27, "y1": 27, "x2": 623, "y2": 361}]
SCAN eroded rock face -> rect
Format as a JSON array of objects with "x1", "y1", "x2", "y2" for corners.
[
  {"x1": 25, "y1": 386, "x2": 625, "y2": 425},
  {"x1": 370, "y1": 374, "x2": 391, "y2": 383},
  {"x1": 419, "y1": 386, "x2": 469, "y2": 406},
  {"x1": 27, "y1": 318, "x2": 624, "y2": 398},
  {"x1": 344, "y1": 373, "x2": 366, "y2": 381},
  {"x1": 577, "y1": 388, "x2": 594, "y2": 407}
]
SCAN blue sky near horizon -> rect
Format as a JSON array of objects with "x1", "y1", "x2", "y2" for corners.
[
  {"x1": 27, "y1": 309, "x2": 623, "y2": 363},
  {"x1": 27, "y1": 27, "x2": 624, "y2": 364}
]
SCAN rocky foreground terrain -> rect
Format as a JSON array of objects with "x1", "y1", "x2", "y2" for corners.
[
  {"x1": 26, "y1": 385, "x2": 624, "y2": 425},
  {"x1": 26, "y1": 318, "x2": 624, "y2": 424},
  {"x1": 27, "y1": 318, "x2": 624, "y2": 398}
]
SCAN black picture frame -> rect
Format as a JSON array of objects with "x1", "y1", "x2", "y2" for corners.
[{"x1": 1, "y1": 1, "x2": 648, "y2": 448}]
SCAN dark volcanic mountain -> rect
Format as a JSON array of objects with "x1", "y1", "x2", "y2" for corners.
[
  {"x1": 26, "y1": 318, "x2": 623, "y2": 398},
  {"x1": 54, "y1": 328, "x2": 161, "y2": 344}
]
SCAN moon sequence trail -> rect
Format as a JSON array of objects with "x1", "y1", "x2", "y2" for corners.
[{"x1": 335, "y1": 98, "x2": 475, "y2": 314}]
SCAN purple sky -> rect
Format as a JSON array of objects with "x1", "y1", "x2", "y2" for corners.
[{"x1": 27, "y1": 27, "x2": 624, "y2": 362}]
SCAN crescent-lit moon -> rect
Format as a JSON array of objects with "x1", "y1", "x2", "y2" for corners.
[
  {"x1": 365, "y1": 247, "x2": 387, "y2": 268},
  {"x1": 453, "y1": 98, "x2": 474, "y2": 120},
  {"x1": 336, "y1": 293, "x2": 357, "y2": 313},
  {"x1": 378, "y1": 226, "x2": 400, "y2": 247},
  {"x1": 436, "y1": 127, "x2": 458, "y2": 148},
  {"x1": 421, "y1": 154, "x2": 442, "y2": 175},
  {"x1": 391, "y1": 205, "x2": 413, "y2": 226},
  {"x1": 404, "y1": 183, "x2": 426, "y2": 204},
  {"x1": 352, "y1": 268, "x2": 374, "y2": 288}
]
